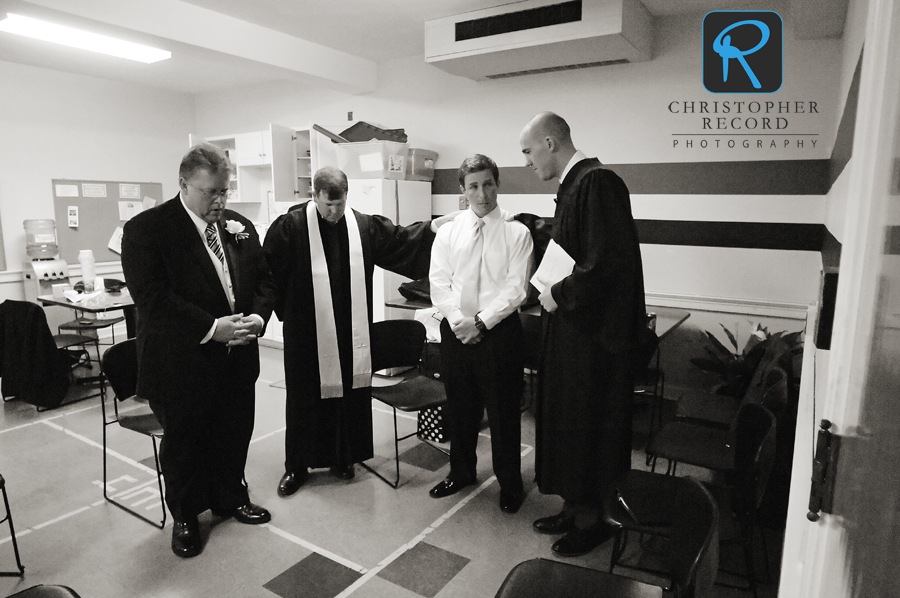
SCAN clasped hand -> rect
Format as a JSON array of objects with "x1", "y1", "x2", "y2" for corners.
[
  {"x1": 451, "y1": 317, "x2": 483, "y2": 345},
  {"x1": 212, "y1": 313, "x2": 261, "y2": 346}
]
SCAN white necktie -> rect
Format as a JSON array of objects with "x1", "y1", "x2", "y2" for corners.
[{"x1": 459, "y1": 218, "x2": 484, "y2": 317}]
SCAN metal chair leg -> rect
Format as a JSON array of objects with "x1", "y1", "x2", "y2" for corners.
[{"x1": 0, "y1": 476, "x2": 25, "y2": 576}]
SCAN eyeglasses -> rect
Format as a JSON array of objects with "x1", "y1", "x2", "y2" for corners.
[{"x1": 187, "y1": 181, "x2": 234, "y2": 200}]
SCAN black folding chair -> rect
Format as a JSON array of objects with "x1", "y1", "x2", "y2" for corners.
[{"x1": 361, "y1": 320, "x2": 449, "y2": 488}]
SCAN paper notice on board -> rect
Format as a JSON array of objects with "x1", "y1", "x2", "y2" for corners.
[
  {"x1": 142, "y1": 196, "x2": 157, "y2": 211},
  {"x1": 82, "y1": 183, "x2": 107, "y2": 197},
  {"x1": 118, "y1": 201, "x2": 143, "y2": 221},
  {"x1": 119, "y1": 183, "x2": 141, "y2": 199},
  {"x1": 55, "y1": 184, "x2": 79, "y2": 197},
  {"x1": 108, "y1": 226, "x2": 124, "y2": 254},
  {"x1": 530, "y1": 239, "x2": 575, "y2": 294}
]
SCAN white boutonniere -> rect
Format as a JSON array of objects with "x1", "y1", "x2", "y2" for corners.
[{"x1": 225, "y1": 219, "x2": 249, "y2": 242}]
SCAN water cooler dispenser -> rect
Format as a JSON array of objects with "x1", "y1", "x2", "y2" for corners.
[{"x1": 22, "y1": 219, "x2": 70, "y2": 303}]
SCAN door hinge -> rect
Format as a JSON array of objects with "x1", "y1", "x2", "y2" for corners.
[{"x1": 808, "y1": 419, "x2": 842, "y2": 521}]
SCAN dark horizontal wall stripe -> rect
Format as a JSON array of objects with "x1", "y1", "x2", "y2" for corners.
[
  {"x1": 434, "y1": 160, "x2": 830, "y2": 195},
  {"x1": 885, "y1": 226, "x2": 900, "y2": 256},
  {"x1": 612, "y1": 161, "x2": 830, "y2": 195},
  {"x1": 434, "y1": 166, "x2": 558, "y2": 195},
  {"x1": 830, "y1": 48, "x2": 863, "y2": 188},
  {"x1": 636, "y1": 220, "x2": 825, "y2": 251}
]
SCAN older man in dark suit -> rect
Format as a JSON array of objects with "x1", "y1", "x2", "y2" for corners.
[
  {"x1": 122, "y1": 143, "x2": 276, "y2": 558},
  {"x1": 519, "y1": 112, "x2": 647, "y2": 557}
]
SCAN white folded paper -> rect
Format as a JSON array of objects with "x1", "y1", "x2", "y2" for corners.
[
  {"x1": 530, "y1": 239, "x2": 575, "y2": 294},
  {"x1": 63, "y1": 289, "x2": 103, "y2": 303}
]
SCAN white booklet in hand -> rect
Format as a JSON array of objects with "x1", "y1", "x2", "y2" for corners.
[{"x1": 530, "y1": 239, "x2": 575, "y2": 294}]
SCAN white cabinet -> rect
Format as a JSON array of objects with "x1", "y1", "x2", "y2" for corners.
[
  {"x1": 348, "y1": 178, "x2": 432, "y2": 323},
  {"x1": 191, "y1": 125, "x2": 295, "y2": 227},
  {"x1": 235, "y1": 131, "x2": 272, "y2": 166},
  {"x1": 291, "y1": 124, "x2": 344, "y2": 204}
]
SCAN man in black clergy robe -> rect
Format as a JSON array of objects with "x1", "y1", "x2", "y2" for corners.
[
  {"x1": 519, "y1": 112, "x2": 647, "y2": 557},
  {"x1": 122, "y1": 143, "x2": 276, "y2": 558},
  {"x1": 264, "y1": 166, "x2": 449, "y2": 496}
]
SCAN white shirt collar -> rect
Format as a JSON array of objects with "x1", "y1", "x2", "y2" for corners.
[
  {"x1": 559, "y1": 149, "x2": 588, "y2": 185},
  {"x1": 466, "y1": 204, "x2": 502, "y2": 226}
]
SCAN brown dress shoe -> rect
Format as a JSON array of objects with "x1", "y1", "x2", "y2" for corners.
[
  {"x1": 329, "y1": 464, "x2": 355, "y2": 480},
  {"x1": 429, "y1": 478, "x2": 475, "y2": 499},
  {"x1": 277, "y1": 470, "x2": 309, "y2": 497},
  {"x1": 171, "y1": 518, "x2": 201, "y2": 558},
  {"x1": 551, "y1": 525, "x2": 615, "y2": 557},
  {"x1": 532, "y1": 512, "x2": 576, "y2": 534}
]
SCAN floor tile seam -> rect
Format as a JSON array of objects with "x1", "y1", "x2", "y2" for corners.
[
  {"x1": 0, "y1": 402, "x2": 100, "y2": 435},
  {"x1": 334, "y1": 476, "x2": 498, "y2": 598},
  {"x1": 261, "y1": 523, "x2": 367, "y2": 573},
  {"x1": 0, "y1": 503, "x2": 94, "y2": 546},
  {"x1": 249, "y1": 425, "x2": 286, "y2": 445},
  {"x1": 40, "y1": 419, "x2": 158, "y2": 475}
]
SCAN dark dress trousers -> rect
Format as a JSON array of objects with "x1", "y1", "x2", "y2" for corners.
[
  {"x1": 263, "y1": 202, "x2": 434, "y2": 473},
  {"x1": 121, "y1": 196, "x2": 275, "y2": 521},
  {"x1": 535, "y1": 159, "x2": 647, "y2": 506}
]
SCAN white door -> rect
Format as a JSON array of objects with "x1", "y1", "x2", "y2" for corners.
[{"x1": 779, "y1": 0, "x2": 900, "y2": 596}]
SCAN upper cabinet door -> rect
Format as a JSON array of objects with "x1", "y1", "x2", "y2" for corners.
[
  {"x1": 235, "y1": 131, "x2": 271, "y2": 166},
  {"x1": 269, "y1": 124, "x2": 296, "y2": 203}
]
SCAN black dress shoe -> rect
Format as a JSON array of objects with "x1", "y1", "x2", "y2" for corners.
[
  {"x1": 215, "y1": 502, "x2": 271, "y2": 524},
  {"x1": 533, "y1": 512, "x2": 576, "y2": 535},
  {"x1": 429, "y1": 478, "x2": 474, "y2": 499},
  {"x1": 329, "y1": 464, "x2": 355, "y2": 480},
  {"x1": 551, "y1": 525, "x2": 615, "y2": 557},
  {"x1": 171, "y1": 518, "x2": 201, "y2": 558},
  {"x1": 499, "y1": 490, "x2": 525, "y2": 514},
  {"x1": 277, "y1": 470, "x2": 309, "y2": 497}
]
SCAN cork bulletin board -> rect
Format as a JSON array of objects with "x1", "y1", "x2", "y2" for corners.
[{"x1": 52, "y1": 179, "x2": 164, "y2": 264}]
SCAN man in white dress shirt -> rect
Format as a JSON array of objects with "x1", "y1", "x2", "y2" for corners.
[{"x1": 428, "y1": 154, "x2": 534, "y2": 513}]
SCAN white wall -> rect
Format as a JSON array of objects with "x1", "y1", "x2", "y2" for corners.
[
  {"x1": 196, "y1": 12, "x2": 841, "y2": 166},
  {"x1": 194, "y1": 11, "x2": 842, "y2": 306},
  {"x1": 0, "y1": 60, "x2": 194, "y2": 299}
]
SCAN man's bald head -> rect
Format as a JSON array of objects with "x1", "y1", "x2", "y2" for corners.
[{"x1": 519, "y1": 112, "x2": 577, "y2": 181}]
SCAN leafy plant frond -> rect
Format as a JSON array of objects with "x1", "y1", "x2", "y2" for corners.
[{"x1": 719, "y1": 323, "x2": 739, "y2": 352}]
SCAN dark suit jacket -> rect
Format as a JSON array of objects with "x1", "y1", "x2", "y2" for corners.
[{"x1": 121, "y1": 195, "x2": 275, "y2": 403}]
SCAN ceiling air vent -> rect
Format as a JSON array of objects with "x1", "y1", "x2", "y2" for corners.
[
  {"x1": 456, "y1": 1, "x2": 582, "y2": 42},
  {"x1": 485, "y1": 58, "x2": 629, "y2": 79},
  {"x1": 425, "y1": 0, "x2": 652, "y2": 81}
]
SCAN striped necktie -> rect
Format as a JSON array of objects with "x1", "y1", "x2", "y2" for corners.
[{"x1": 205, "y1": 223, "x2": 225, "y2": 264}]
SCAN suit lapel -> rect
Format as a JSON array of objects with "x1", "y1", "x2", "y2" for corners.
[{"x1": 171, "y1": 200, "x2": 225, "y2": 295}]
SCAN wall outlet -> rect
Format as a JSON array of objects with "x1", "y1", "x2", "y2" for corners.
[
  {"x1": 458, "y1": 195, "x2": 468, "y2": 210},
  {"x1": 348, "y1": 111, "x2": 353, "y2": 121}
]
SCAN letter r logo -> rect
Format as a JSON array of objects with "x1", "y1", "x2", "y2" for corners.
[{"x1": 703, "y1": 11, "x2": 783, "y2": 93}]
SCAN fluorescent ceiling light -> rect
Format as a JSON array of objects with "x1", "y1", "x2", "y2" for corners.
[{"x1": 0, "y1": 13, "x2": 170, "y2": 63}]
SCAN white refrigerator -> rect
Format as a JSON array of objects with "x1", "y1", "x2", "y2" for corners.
[{"x1": 347, "y1": 178, "x2": 433, "y2": 322}]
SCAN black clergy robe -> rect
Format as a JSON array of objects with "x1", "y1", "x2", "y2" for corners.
[
  {"x1": 263, "y1": 202, "x2": 435, "y2": 472},
  {"x1": 535, "y1": 158, "x2": 647, "y2": 505}
]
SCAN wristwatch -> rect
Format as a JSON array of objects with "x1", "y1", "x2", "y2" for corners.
[{"x1": 473, "y1": 314, "x2": 486, "y2": 332}]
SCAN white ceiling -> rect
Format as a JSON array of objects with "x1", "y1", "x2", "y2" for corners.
[{"x1": 0, "y1": 0, "x2": 843, "y2": 95}]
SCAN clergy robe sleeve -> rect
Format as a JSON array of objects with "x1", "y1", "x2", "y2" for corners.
[
  {"x1": 550, "y1": 171, "x2": 639, "y2": 313},
  {"x1": 367, "y1": 214, "x2": 436, "y2": 281},
  {"x1": 121, "y1": 217, "x2": 216, "y2": 343},
  {"x1": 262, "y1": 213, "x2": 295, "y2": 321},
  {"x1": 244, "y1": 217, "x2": 277, "y2": 332}
]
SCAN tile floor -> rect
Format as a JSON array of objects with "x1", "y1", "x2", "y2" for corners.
[{"x1": 0, "y1": 345, "x2": 782, "y2": 597}]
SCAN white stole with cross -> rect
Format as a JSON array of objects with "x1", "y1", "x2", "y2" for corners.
[{"x1": 306, "y1": 201, "x2": 372, "y2": 398}]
